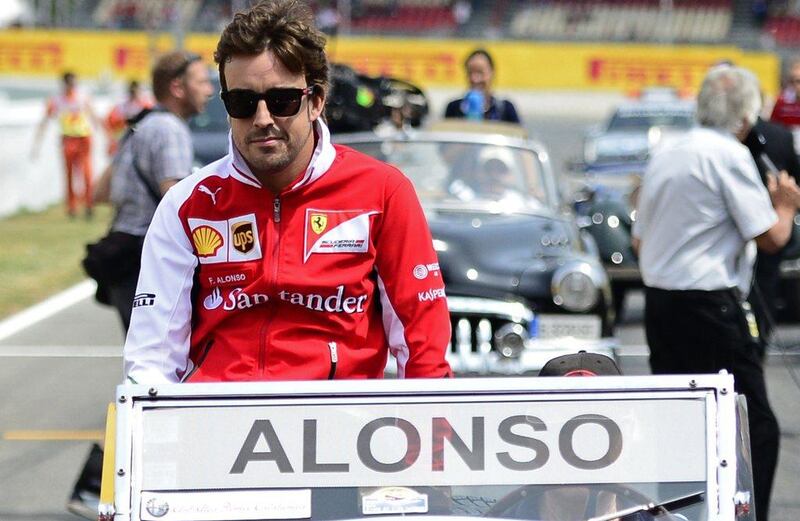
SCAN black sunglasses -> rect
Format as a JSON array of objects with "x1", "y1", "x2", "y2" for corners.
[{"x1": 221, "y1": 86, "x2": 315, "y2": 119}]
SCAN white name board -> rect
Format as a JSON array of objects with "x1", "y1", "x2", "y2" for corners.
[{"x1": 139, "y1": 398, "x2": 706, "y2": 490}]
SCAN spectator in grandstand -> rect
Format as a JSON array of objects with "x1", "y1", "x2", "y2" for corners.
[
  {"x1": 753, "y1": 0, "x2": 768, "y2": 27},
  {"x1": 444, "y1": 48, "x2": 521, "y2": 124},
  {"x1": 769, "y1": 55, "x2": 800, "y2": 153},
  {"x1": 452, "y1": 0, "x2": 471, "y2": 31},
  {"x1": 634, "y1": 65, "x2": 796, "y2": 521},
  {"x1": 104, "y1": 79, "x2": 153, "y2": 156},
  {"x1": 316, "y1": 1, "x2": 340, "y2": 35},
  {"x1": 31, "y1": 71, "x2": 100, "y2": 219}
]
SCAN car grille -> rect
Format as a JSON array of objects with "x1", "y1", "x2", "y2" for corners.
[{"x1": 449, "y1": 315, "x2": 505, "y2": 354}]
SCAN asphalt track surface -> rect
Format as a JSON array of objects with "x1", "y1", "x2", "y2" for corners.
[{"x1": 0, "y1": 90, "x2": 798, "y2": 520}]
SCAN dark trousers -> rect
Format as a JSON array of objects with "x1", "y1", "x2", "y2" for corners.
[
  {"x1": 107, "y1": 270, "x2": 140, "y2": 332},
  {"x1": 71, "y1": 271, "x2": 138, "y2": 503},
  {"x1": 644, "y1": 287, "x2": 780, "y2": 521}
]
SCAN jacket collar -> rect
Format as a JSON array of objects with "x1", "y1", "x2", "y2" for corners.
[{"x1": 228, "y1": 119, "x2": 336, "y2": 192}]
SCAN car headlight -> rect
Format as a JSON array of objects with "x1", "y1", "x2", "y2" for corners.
[
  {"x1": 551, "y1": 262, "x2": 600, "y2": 312},
  {"x1": 494, "y1": 323, "x2": 529, "y2": 359}
]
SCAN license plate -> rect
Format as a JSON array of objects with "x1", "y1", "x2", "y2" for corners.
[{"x1": 534, "y1": 315, "x2": 602, "y2": 340}]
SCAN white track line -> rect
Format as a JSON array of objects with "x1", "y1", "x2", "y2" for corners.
[
  {"x1": 0, "y1": 344, "x2": 121, "y2": 357},
  {"x1": 0, "y1": 279, "x2": 97, "y2": 342},
  {"x1": 614, "y1": 344, "x2": 649, "y2": 356}
]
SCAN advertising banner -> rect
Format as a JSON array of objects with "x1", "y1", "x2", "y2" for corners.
[{"x1": 0, "y1": 30, "x2": 781, "y2": 95}]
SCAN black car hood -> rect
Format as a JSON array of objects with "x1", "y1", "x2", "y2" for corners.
[{"x1": 428, "y1": 207, "x2": 582, "y2": 300}]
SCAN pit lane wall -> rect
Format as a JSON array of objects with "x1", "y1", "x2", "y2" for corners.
[{"x1": 0, "y1": 30, "x2": 781, "y2": 96}]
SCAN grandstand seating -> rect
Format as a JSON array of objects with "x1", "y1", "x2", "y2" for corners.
[
  {"x1": 765, "y1": 15, "x2": 800, "y2": 46},
  {"x1": 349, "y1": 0, "x2": 457, "y2": 33},
  {"x1": 93, "y1": 0, "x2": 201, "y2": 30},
  {"x1": 509, "y1": 0, "x2": 732, "y2": 44}
]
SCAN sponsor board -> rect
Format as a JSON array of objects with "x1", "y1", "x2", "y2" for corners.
[{"x1": 139, "y1": 398, "x2": 706, "y2": 490}]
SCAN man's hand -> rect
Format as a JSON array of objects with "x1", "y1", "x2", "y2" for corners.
[
  {"x1": 768, "y1": 170, "x2": 800, "y2": 209},
  {"x1": 757, "y1": 171, "x2": 800, "y2": 253}
]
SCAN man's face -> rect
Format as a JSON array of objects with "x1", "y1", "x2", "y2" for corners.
[
  {"x1": 224, "y1": 50, "x2": 324, "y2": 187},
  {"x1": 180, "y1": 62, "x2": 213, "y2": 117},
  {"x1": 63, "y1": 75, "x2": 76, "y2": 93},
  {"x1": 790, "y1": 65, "x2": 800, "y2": 96},
  {"x1": 466, "y1": 54, "x2": 493, "y2": 94}
]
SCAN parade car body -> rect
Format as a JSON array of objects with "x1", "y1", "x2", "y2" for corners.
[
  {"x1": 335, "y1": 123, "x2": 617, "y2": 374},
  {"x1": 99, "y1": 373, "x2": 755, "y2": 521}
]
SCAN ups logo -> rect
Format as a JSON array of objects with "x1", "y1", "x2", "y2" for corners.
[{"x1": 231, "y1": 221, "x2": 255, "y2": 254}]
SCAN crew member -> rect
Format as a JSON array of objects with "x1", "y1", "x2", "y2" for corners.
[
  {"x1": 32, "y1": 71, "x2": 99, "y2": 218},
  {"x1": 104, "y1": 79, "x2": 153, "y2": 156},
  {"x1": 633, "y1": 65, "x2": 798, "y2": 521}
]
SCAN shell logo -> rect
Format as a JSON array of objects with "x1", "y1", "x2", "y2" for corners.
[{"x1": 192, "y1": 225, "x2": 224, "y2": 257}]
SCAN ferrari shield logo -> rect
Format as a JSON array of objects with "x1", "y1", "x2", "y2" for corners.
[{"x1": 311, "y1": 213, "x2": 328, "y2": 234}]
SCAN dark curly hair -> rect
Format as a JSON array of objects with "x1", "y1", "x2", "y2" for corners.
[{"x1": 214, "y1": 0, "x2": 329, "y2": 99}]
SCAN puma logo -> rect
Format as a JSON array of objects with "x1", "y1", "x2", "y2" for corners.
[{"x1": 198, "y1": 185, "x2": 222, "y2": 205}]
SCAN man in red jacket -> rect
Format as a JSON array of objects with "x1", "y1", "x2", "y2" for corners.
[{"x1": 123, "y1": 0, "x2": 452, "y2": 383}]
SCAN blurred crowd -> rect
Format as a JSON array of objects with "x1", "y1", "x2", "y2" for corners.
[{"x1": 8, "y1": 0, "x2": 800, "y2": 48}]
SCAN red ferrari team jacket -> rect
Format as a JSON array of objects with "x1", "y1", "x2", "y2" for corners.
[{"x1": 124, "y1": 122, "x2": 452, "y2": 383}]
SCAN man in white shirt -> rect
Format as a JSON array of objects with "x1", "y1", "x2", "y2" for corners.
[{"x1": 633, "y1": 65, "x2": 800, "y2": 521}]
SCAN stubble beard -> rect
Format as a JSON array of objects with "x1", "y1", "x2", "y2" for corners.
[
  {"x1": 246, "y1": 141, "x2": 292, "y2": 178},
  {"x1": 238, "y1": 124, "x2": 314, "y2": 187}
]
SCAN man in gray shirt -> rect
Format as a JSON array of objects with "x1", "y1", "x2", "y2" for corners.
[
  {"x1": 67, "y1": 51, "x2": 211, "y2": 519},
  {"x1": 105, "y1": 50, "x2": 213, "y2": 331},
  {"x1": 633, "y1": 65, "x2": 800, "y2": 521}
]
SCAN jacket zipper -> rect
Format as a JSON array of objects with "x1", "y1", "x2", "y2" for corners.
[
  {"x1": 182, "y1": 338, "x2": 214, "y2": 382},
  {"x1": 327, "y1": 341, "x2": 338, "y2": 380},
  {"x1": 259, "y1": 196, "x2": 283, "y2": 376}
]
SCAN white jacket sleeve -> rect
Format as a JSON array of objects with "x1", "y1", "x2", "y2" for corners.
[{"x1": 123, "y1": 188, "x2": 198, "y2": 384}]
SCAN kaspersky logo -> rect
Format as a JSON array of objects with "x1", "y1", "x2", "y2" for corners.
[{"x1": 192, "y1": 225, "x2": 224, "y2": 257}]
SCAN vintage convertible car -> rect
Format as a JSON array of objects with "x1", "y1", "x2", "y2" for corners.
[
  {"x1": 334, "y1": 122, "x2": 617, "y2": 374},
  {"x1": 98, "y1": 373, "x2": 755, "y2": 521}
]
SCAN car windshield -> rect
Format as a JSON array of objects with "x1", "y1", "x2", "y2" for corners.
[
  {"x1": 607, "y1": 108, "x2": 694, "y2": 132},
  {"x1": 345, "y1": 140, "x2": 553, "y2": 211}
]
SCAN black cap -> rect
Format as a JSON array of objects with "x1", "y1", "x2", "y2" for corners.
[{"x1": 538, "y1": 351, "x2": 621, "y2": 377}]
